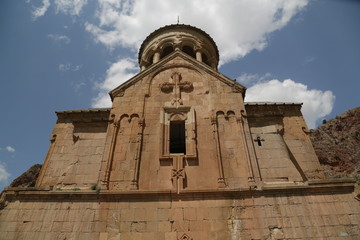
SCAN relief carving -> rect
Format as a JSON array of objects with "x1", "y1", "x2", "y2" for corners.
[
  {"x1": 113, "y1": 88, "x2": 125, "y2": 98},
  {"x1": 160, "y1": 72, "x2": 193, "y2": 108}
]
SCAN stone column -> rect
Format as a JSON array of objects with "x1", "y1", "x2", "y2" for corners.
[
  {"x1": 153, "y1": 51, "x2": 160, "y2": 63},
  {"x1": 196, "y1": 50, "x2": 202, "y2": 62}
]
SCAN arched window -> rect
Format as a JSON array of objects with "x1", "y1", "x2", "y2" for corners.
[
  {"x1": 161, "y1": 46, "x2": 174, "y2": 59},
  {"x1": 182, "y1": 46, "x2": 196, "y2": 59},
  {"x1": 170, "y1": 121, "x2": 186, "y2": 154},
  {"x1": 148, "y1": 54, "x2": 154, "y2": 66},
  {"x1": 202, "y1": 53, "x2": 210, "y2": 66}
]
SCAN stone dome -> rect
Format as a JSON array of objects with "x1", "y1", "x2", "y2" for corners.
[{"x1": 138, "y1": 24, "x2": 219, "y2": 70}]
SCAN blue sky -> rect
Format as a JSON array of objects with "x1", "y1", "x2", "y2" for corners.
[{"x1": 0, "y1": 0, "x2": 359, "y2": 189}]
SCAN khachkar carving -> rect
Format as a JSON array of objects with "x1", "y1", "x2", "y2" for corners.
[
  {"x1": 160, "y1": 72, "x2": 193, "y2": 108},
  {"x1": 172, "y1": 155, "x2": 186, "y2": 194}
]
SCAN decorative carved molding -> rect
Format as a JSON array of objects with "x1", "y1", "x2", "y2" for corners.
[
  {"x1": 212, "y1": 112, "x2": 227, "y2": 188},
  {"x1": 302, "y1": 126, "x2": 311, "y2": 135},
  {"x1": 232, "y1": 84, "x2": 243, "y2": 93},
  {"x1": 172, "y1": 155, "x2": 185, "y2": 194},
  {"x1": 160, "y1": 107, "x2": 197, "y2": 159},
  {"x1": 72, "y1": 134, "x2": 80, "y2": 143},
  {"x1": 113, "y1": 88, "x2": 125, "y2": 98},
  {"x1": 131, "y1": 116, "x2": 145, "y2": 190},
  {"x1": 169, "y1": 112, "x2": 187, "y2": 122},
  {"x1": 50, "y1": 134, "x2": 57, "y2": 143},
  {"x1": 178, "y1": 233, "x2": 193, "y2": 240},
  {"x1": 160, "y1": 82, "x2": 174, "y2": 92},
  {"x1": 240, "y1": 109, "x2": 247, "y2": 118},
  {"x1": 104, "y1": 118, "x2": 120, "y2": 189},
  {"x1": 109, "y1": 114, "x2": 116, "y2": 123},
  {"x1": 172, "y1": 168, "x2": 185, "y2": 179}
]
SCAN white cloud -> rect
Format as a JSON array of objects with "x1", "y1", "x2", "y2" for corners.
[
  {"x1": 48, "y1": 34, "x2": 71, "y2": 44},
  {"x1": 59, "y1": 63, "x2": 82, "y2": 72},
  {"x1": 32, "y1": 0, "x2": 51, "y2": 20},
  {"x1": 54, "y1": 0, "x2": 88, "y2": 16},
  {"x1": 72, "y1": 82, "x2": 86, "y2": 92},
  {"x1": 0, "y1": 162, "x2": 10, "y2": 183},
  {"x1": 72, "y1": 65, "x2": 82, "y2": 71},
  {"x1": 303, "y1": 56, "x2": 316, "y2": 65},
  {"x1": 5, "y1": 146, "x2": 15, "y2": 153},
  {"x1": 91, "y1": 58, "x2": 138, "y2": 107},
  {"x1": 59, "y1": 63, "x2": 71, "y2": 72},
  {"x1": 85, "y1": 0, "x2": 308, "y2": 64},
  {"x1": 237, "y1": 73, "x2": 273, "y2": 85},
  {"x1": 244, "y1": 79, "x2": 335, "y2": 129}
]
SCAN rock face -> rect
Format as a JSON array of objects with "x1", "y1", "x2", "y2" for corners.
[
  {"x1": 9, "y1": 164, "x2": 42, "y2": 187},
  {"x1": 310, "y1": 106, "x2": 360, "y2": 179}
]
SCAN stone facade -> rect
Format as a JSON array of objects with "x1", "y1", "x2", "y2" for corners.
[{"x1": 1, "y1": 24, "x2": 359, "y2": 239}]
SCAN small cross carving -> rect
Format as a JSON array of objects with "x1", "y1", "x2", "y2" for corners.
[
  {"x1": 160, "y1": 72, "x2": 193, "y2": 108},
  {"x1": 254, "y1": 136, "x2": 265, "y2": 146}
]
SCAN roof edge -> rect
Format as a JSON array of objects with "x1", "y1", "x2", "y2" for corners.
[{"x1": 56, "y1": 108, "x2": 111, "y2": 115}]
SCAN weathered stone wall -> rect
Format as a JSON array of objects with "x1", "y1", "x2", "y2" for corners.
[
  {"x1": 246, "y1": 103, "x2": 324, "y2": 183},
  {"x1": 1, "y1": 185, "x2": 359, "y2": 240},
  {"x1": 36, "y1": 110, "x2": 110, "y2": 189},
  {"x1": 100, "y1": 54, "x2": 251, "y2": 192}
]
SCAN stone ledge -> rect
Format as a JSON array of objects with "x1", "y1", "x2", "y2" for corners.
[
  {"x1": 1, "y1": 181, "x2": 356, "y2": 203},
  {"x1": 308, "y1": 177, "x2": 356, "y2": 185}
]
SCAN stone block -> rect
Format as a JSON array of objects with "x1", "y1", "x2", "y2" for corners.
[{"x1": 158, "y1": 221, "x2": 171, "y2": 232}]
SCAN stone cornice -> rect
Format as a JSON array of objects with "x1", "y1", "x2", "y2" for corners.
[
  {"x1": 56, "y1": 108, "x2": 111, "y2": 123},
  {"x1": 1, "y1": 179, "x2": 356, "y2": 203},
  {"x1": 245, "y1": 103, "x2": 303, "y2": 117}
]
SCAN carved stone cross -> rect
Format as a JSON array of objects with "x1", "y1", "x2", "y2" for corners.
[
  {"x1": 171, "y1": 155, "x2": 185, "y2": 194},
  {"x1": 160, "y1": 72, "x2": 193, "y2": 108},
  {"x1": 254, "y1": 136, "x2": 265, "y2": 146}
]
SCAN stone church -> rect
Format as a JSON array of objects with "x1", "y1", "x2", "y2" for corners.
[{"x1": 1, "y1": 24, "x2": 359, "y2": 239}]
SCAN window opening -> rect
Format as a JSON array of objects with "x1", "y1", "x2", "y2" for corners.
[
  {"x1": 182, "y1": 46, "x2": 196, "y2": 59},
  {"x1": 202, "y1": 53, "x2": 210, "y2": 66},
  {"x1": 161, "y1": 46, "x2": 174, "y2": 59},
  {"x1": 170, "y1": 121, "x2": 186, "y2": 154}
]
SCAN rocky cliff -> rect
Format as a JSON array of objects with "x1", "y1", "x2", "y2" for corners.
[
  {"x1": 9, "y1": 164, "x2": 42, "y2": 187},
  {"x1": 309, "y1": 106, "x2": 360, "y2": 180}
]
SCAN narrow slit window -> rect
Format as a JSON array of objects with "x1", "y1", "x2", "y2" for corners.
[{"x1": 170, "y1": 121, "x2": 186, "y2": 154}]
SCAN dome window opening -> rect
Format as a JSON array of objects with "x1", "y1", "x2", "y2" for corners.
[
  {"x1": 148, "y1": 54, "x2": 154, "y2": 66},
  {"x1": 161, "y1": 46, "x2": 174, "y2": 59},
  {"x1": 202, "y1": 53, "x2": 210, "y2": 66},
  {"x1": 182, "y1": 46, "x2": 196, "y2": 59}
]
